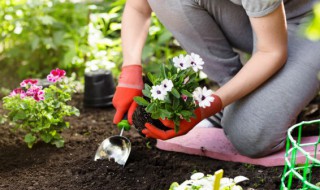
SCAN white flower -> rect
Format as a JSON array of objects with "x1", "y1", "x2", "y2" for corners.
[
  {"x1": 188, "y1": 53, "x2": 204, "y2": 72},
  {"x1": 161, "y1": 79, "x2": 173, "y2": 92},
  {"x1": 173, "y1": 54, "x2": 191, "y2": 70},
  {"x1": 170, "y1": 171, "x2": 248, "y2": 190},
  {"x1": 192, "y1": 87, "x2": 214, "y2": 108},
  {"x1": 150, "y1": 85, "x2": 167, "y2": 101}
]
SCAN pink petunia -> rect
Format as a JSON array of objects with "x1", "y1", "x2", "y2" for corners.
[
  {"x1": 20, "y1": 79, "x2": 38, "y2": 87},
  {"x1": 47, "y1": 68, "x2": 66, "y2": 83}
]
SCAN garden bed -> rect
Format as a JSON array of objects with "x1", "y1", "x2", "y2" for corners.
[{"x1": 0, "y1": 93, "x2": 319, "y2": 190}]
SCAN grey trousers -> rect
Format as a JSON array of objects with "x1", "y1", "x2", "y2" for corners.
[{"x1": 147, "y1": 0, "x2": 320, "y2": 157}]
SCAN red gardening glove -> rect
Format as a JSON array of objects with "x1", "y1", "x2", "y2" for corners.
[
  {"x1": 112, "y1": 65, "x2": 143, "y2": 125},
  {"x1": 142, "y1": 94, "x2": 223, "y2": 140}
]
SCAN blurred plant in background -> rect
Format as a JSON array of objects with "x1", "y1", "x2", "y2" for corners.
[
  {"x1": 305, "y1": 2, "x2": 320, "y2": 41},
  {"x1": 0, "y1": 0, "x2": 89, "y2": 83},
  {"x1": 0, "y1": 0, "x2": 184, "y2": 91}
]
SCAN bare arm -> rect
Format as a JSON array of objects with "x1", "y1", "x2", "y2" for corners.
[
  {"x1": 121, "y1": 0, "x2": 152, "y2": 67},
  {"x1": 215, "y1": 3, "x2": 288, "y2": 107}
]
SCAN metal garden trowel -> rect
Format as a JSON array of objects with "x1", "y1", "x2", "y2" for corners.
[{"x1": 94, "y1": 116, "x2": 131, "y2": 166}]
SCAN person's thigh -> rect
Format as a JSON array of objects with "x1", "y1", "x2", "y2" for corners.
[
  {"x1": 222, "y1": 23, "x2": 320, "y2": 158},
  {"x1": 147, "y1": 0, "x2": 252, "y2": 85}
]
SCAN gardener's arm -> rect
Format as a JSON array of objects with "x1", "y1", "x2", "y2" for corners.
[
  {"x1": 112, "y1": 0, "x2": 152, "y2": 124},
  {"x1": 215, "y1": 3, "x2": 288, "y2": 107},
  {"x1": 121, "y1": 0, "x2": 152, "y2": 67}
]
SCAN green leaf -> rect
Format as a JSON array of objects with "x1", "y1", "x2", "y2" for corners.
[
  {"x1": 160, "y1": 63, "x2": 167, "y2": 78},
  {"x1": 24, "y1": 134, "x2": 36, "y2": 148},
  {"x1": 134, "y1": 96, "x2": 149, "y2": 106},
  {"x1": 169, "y1": 182, "x2": 179, "y2": 190},
  {"x1": 142, "y1": 89, "x2": 151, "y2": 98},
  {"x1": 147, "y1": 72, "x2": 156, "y2": 85},
  {"x1": 40, "y1": 133, "x2": 53, "y2": 143},
  {"x1": 181, "y1": 90, "x2": 193, "y2": 97},
  {"x1": 180, "y1": 110, "x2": 193, "y2": 120},
  {"x1": 171, "y1": 88, "x2": 180, "y2": 98},
  {"x1": 53, "y1": 139, "x2": 64, "y2": 148},
  {"x1": 158, "y1": 31, "x2": 173, "y2": 44},
  {"x1": 159, "y1": 109, "x2": 172, "y2": 119},
  {"x1": 172, "y1": 97, "x2": 179, "y2": 110},
  {"x1": 13, "y1": 111, "x2": 27, "y2": 121},
  {"x1": 146, "y1": 103, "x2": 156, "y2": 113}
]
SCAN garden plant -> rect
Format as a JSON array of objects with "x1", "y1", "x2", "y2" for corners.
[
  {"x1": 134, "y1": 53, "x2": 212, "y2": 132},
  {"x1": 2, "y1": 68, "x2": 79, "y2": 148}
]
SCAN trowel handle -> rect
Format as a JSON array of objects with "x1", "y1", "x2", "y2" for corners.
[{"x1": 117, "y1": 113, "x2": 130, "y2": 131}]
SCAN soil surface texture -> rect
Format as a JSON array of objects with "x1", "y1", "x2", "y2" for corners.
[{"x1": 0, "y1": 93, "x2": 319, "y2": 190}]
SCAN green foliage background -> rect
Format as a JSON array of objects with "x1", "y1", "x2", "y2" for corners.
[
  {"x1": 0, "y1": 0, "x2": 184, "y2": 90},
  {"x1": 0, "y1": 0, "x2": 319, "y2": 90}
]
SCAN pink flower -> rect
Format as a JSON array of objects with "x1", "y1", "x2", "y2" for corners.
[
  {"x1": 181, "y1": 94, "x2": 188, "y2": 102},
  {"x1": 47, "y1": 68, "x2": 66, "y2": 83},
  {"x1": 10, "y1": 88, "x2": 26, "y2": 99},
  {"x1": 20, "y1": 79, "x2": 38, "y2": 87},
  {"x1": 33, "y1": 90, "x2": 45, "y2": 101},
  {"x1": 26, "y1": 85, "x2": 43, "y2": 97}
]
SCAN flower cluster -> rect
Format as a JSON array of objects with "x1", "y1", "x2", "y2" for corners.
[
  {"x1": 134, "y1": 53, "x2": 214, "y2": 132},
  {"x1": 10, "y1": 68, "x2": 66, "y2": 102},
  {"x1": 3, "y1": 68, "x2": 79, "y2": 148},
  {"x1": 169, "y1": 171, "x2": 249, "y2": 190},
  {"x1": 47, "y1": 68, "x2": 66, "y2": 83}
]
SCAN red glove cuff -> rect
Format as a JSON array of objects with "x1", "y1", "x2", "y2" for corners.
[{"x1": 118, "y1": 65, "x2": 143, "y2": 90}]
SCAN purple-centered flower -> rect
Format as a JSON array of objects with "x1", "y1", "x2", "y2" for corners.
[
  {"x1": 192, "y1": 86, "x2": 214, "y2": 108},
  {"x1": 173, "y1": 54, "x2": 191, "y2": 70},
  {"x1": 47, "y1": 68, "x2": 66, "y2": 83},
  {"x1": 20, "y1": 79, "x2": 38, "y2": 87},
  {"x1": 161, "y1": 79, "x2": 173, "y2": 92},
  {"x1": 188, "y1": 53, "x2": 204, "y2": 72},
  {"x1": 150, "y1": 85, "x2": 167, "y2": 101},
  {"x1": 10, "y1": 88, "x2": 26, "y2": 99}
]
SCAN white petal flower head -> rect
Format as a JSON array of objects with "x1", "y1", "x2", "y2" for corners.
[
  {"x1": 192, "y1": 86, "x2": 214, "y2": 108},
  {"x1": 173, "y1": 54, "x2": 191, "y2": 70},
  {"x1": 161, "y1": 79, "x2": 173, "y2": 92},
  {"x1": 150, "y1": 85, "x2": 167, "y2": 101},
  {"x1": 189, "y1": 53, "x2": 204, "y2": 72}
]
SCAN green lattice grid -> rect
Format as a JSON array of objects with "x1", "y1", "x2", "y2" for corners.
[{"x1": 280, "y1": 119, "x2": 320, "y2": 190}]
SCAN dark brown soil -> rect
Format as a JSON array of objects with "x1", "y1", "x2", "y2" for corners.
[{"x1": 0, "y1": 93, "x2": 319, "y2": 190}]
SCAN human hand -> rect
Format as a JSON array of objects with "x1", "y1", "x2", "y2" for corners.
[
  {"x1": 112, "y1": 65, "x2": 143, "y2": 125},
  {"x1": 142, "y1": 94, "x2": 223, "y2": 140}
]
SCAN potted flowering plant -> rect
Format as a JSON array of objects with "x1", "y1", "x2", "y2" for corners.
[
  {"x1": 2, "y1": 68, "x2": 80, "y2": 148},
  {"x1": 133, "y1": 53, "x2": 214, "y2": 133}
]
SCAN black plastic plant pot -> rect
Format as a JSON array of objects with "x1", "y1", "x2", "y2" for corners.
[{"x1": 83, "y1": 70, "x2": 115, "y2": 108}]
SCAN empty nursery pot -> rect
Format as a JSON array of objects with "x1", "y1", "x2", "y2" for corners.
[{"x1": 84, "y1": 70, "x2": 115, "y2": 107}]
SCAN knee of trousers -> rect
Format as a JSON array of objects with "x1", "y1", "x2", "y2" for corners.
[
  {"x1": 222, "y1": 118, "x2": 288, "y2": 158},
  {"x1": 232, "y1": 137, "x2": 286, "y2": 158}
]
